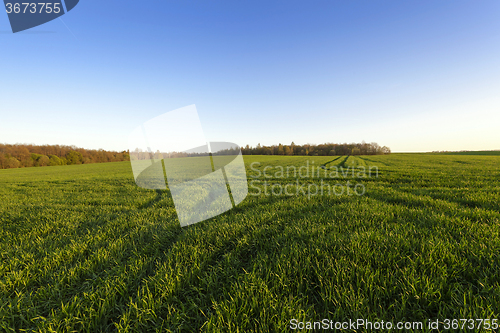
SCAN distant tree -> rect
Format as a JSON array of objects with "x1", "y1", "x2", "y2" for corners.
[
  {"x1": 370, "y1": 142, "x2": 381, "y2": 155},
  {"x1": 284, "y1": 146, "x2": 291, "y2": 156},
  {"x1": 38, "y1": 155, "x2": 49, "y2": 166},
  {"x1": 243, "y1": 144, "x2": 251, "y2": 155},
  {"x1": 15, "y1": 147, "x2": 31, "y2": 167},
  {"x1": 30, "y1": 153, "x2": 49, "y2": 166},
  {"x1": 49, "y1": 155, "x2": 64, "y2": 166},
  {"x1": 307, "y1": 146, "x2": 314, "y2": 155},
  {"x1": 154, "y1": 150, "x2": 163, "y2": 160},
  {"x1": 121, "y1": 151, "x2": 130, "y2": 161},
  {"x1": 5, "y1": 157, "x2": 20, "y2": 169},
  {"x1": 0, "y1": 144, "x2": 132, "y2": 169},
  {"x1": 31, "y1": 153, "x2": 42, "y2": 165},
  {"x1": 66, "y1": 151, "x2": 83, "y2": 165},
  {"x1": 363, "y1": 141, "x2": 369, "y2": 155},
  {"x1": 277, "y1": 144, "x2": 284, "y2": 155},
  {"x1": 352, "y1": 147, "x2": 361, "y2": 155}
]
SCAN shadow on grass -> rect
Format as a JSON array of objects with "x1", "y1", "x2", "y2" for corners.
[{"x1": 137, "y1": 189, "x2": 169, "y2": 209}]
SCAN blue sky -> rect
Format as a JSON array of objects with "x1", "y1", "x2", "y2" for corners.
[{"x1": 1, "y1": 0, "x2": 499, "y2": 152}]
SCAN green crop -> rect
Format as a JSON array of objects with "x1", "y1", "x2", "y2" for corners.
[{"x1": 0, "y1": 154, "x2": 499, "y2": 332}]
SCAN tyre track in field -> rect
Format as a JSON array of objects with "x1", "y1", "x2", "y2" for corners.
[
  {"x1": 319, "y1": 156, "x2": 344, "y2": 168},
  {"x1": 358, "y1": 156, "x2": 390, "y2": 167}
]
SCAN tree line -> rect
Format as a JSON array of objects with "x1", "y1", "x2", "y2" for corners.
[
  {"x1": 0, "y1": 144, "x2": 130, "y2": 169},
  {"x1": 0, "y1": 141, "x2": 390, "y2": 170},
  {"x1": 241, "y1": 142, "x2": 390, "y2": 156},
  {"x1": 134, "y1": 141, "x2": 391, "y2": 159}
]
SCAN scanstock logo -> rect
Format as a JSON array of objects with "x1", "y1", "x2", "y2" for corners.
[
  {"x1": 128, "y1": 105, "x2": 248, "y2": 227},
  {"x1": 3, "y1": 0, "x2": 79, "y2": 33}
]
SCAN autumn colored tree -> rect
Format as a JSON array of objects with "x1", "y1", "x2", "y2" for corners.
[
  {"x1": 284, "y1": 146, "x2": 291, "y2": 156},
  {"x1": 351, "y1": 147, "x2": 361, "y2": 155},
  {"x1": 0, "y1": 144, "x2": 131, "y2": 170},
  {"x1": 5, "y1": 157, "x2": 20, "y2": 169},
  {"x1": 277, "y1": 144, "x2": 284, "y2": 155}
]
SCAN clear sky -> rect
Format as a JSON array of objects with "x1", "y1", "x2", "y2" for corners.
[{"x1": 1, "y1": 0, "x2": 499, "y2": 152}]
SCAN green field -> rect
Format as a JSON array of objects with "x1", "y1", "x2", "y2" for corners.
[
  {"x1": 437, "y1": 151, "x2": 500, "y2": 156},
  {"x1": 1, "y1": 154, "x2": 499, "y2": 332}
]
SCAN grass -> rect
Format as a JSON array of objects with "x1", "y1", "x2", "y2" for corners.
[
  {"x1": 435, "y1": 151, "x2": 500, "y2": 156},
  {"x1": 0, "y1": 154, "x2": 499, "y2": 332}
]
